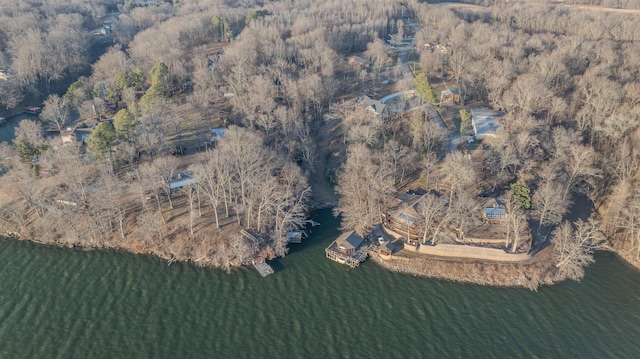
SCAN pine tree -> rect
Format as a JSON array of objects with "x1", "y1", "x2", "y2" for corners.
[
  {"x1": 459, "y1": 109, "x2": 472, "y2": 137},
  {"x1": 113, "y1": 108, "x2": 137, "y2": 142},
  {"x1": 414, "y1": 72, "x2": 437, "y2": 105},
  {"x1": 87, "y1": 122, "x2": 117, "y2": 159},
  {"x1": 510, "y1": 179, "x2": 532, "y2": 209}
]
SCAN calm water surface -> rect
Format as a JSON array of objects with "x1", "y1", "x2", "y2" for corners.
[
  {"x1": 0, "y1": 113, "x2": 41, "y2": 144},
  {"x1": 1, "y1": 209, "x2": 639, "y2": 358}
]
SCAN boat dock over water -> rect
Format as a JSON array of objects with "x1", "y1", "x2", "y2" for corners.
[
  {"x1": 252, "y1": 260, "x2": 274, "y2": 277},
  {"x1": 241, "y1": 229, "x2": 275, "y2": 277},
  {"x1": 325, "y1": 231, "x2": 370, "y2": 268}
]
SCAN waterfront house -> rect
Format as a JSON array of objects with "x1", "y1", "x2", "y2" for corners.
[
  {"x1": 385, "y1": 193, "x2": 426, "y2": 244},
  {"x1": 336, "y1": 231, "x2": 364, "y2": 254},
  {"x1": 325, "y1": 231, "x2": 369, "y2": 268}
]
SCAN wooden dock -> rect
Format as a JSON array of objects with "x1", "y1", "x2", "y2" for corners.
[
  {"x1": 253, "y1": 260, "x2": 274, "y2": 277},
  {"x1": 325, "y1": 231, "x2": 370, "y2": 268}
]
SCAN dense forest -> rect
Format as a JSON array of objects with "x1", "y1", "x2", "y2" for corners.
[{"x1": 0, "y1": 0, "x2": 639, "y2": 283}]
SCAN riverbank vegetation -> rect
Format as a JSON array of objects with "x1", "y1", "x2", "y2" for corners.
[{"x1": 0, "y1": 0, "x2": 639, "y2": 285}]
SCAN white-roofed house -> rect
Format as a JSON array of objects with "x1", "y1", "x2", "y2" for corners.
[{"x1": 471, "y1": 109, "x2": 504, "y2": 140}]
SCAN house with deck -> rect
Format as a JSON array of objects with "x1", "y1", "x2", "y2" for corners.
[
  {"x1": 325, "y1": 231, "x2": 369, "y2": 268},
  {"x1": 383, "y1": 192, "x2": 449, "y2": 245}
]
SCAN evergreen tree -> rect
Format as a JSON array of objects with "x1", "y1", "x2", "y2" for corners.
[
  {"x1": 13, "y1": 135, "x2": 38, "y2": 164},
  {"x1": 211, "y1": 15, "x2": 232, "y2": 41},
  {"x1": 414, "y1": 72, "x2": 437, "y2": 105},
  {"x1": 113, "y1": 108, "x2": 137, "y2": 142},
  {"x1": 64, "y1": 78, "x2": 89, "y2": 109},
  {"x1": 128, "y1": 67, "x2": 145, "y2": 90},
  {"x1": 510, "y1": 179, "x2": 532, "y2": 209},
  {"x1": 87, "y1": 122, "x2": 117, "y2": 159},
  {"x1": 459, "y1": 109, "x2": 472, "y2": 137},
  {"x1": 141, "y1": 62, "x2": 169, "y2": 104}
]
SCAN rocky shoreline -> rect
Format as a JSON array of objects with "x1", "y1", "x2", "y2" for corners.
[{"x1": 369, "y1": 250, "x2": 560, "y2": 291}]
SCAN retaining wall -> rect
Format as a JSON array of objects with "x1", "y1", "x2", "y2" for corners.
[{"x1": 417, "y1": 243, "x2": 530, "y2": 262}]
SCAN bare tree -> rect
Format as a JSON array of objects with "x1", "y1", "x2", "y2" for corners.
[
  {"x1": 560, "y1": 144, "x2": 601, "y2": 200},
  {"x1": 532, "y1": 180, "x2": 571, "y2": 233},
  {"x1": 441, "y1": 152, "x2": 477, "y2": 209},
  {"x1": 153, "y1": 156, "x2": 179, "y2": 209},
  {"x1": 552, "y1": 219, "x2": 605, "y2": 281},
  {"x1": 505, "y1": 191, "x2": 530, "y2": 253},
  {"x1": 40, "y1": 94, "x2": 70, "y2": 133},
  {"x1": 334, "y1": 143, "x2": 394, "y2": 236},
  {"x1": 180, "y1": 183, "x2": 198, "y2": 237},
  {"x1": 191, "y1": 153, "x2": 223, "y2": 229},
  {"x1": 416, "y1": 194, "x2": 450, "y2": 245},
  {"x1": 384, "y1": 139, "x2": 411, "y2": 184}
]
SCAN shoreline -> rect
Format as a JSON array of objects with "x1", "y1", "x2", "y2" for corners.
[
  {"x1": 3, "y1": 220, "x2": 640, "y2": 287},
  {"x1": 371, "y1": 244, "x2": 640, "y2": 290},
  {"x1": 369, "y1": 251, "x2": 559, "y2": 291}
]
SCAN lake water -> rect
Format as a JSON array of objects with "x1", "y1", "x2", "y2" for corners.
[
  {"x1": 0, "y1": 113, "x2": 41, "y2": 144},
  {"x1": 1, "y1": 209, "x2": 639, "y2": 358}
]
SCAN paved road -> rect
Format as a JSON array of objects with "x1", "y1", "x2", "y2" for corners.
[{"x1": 379, "y1": 90, "x2": 415, "y2": 104}]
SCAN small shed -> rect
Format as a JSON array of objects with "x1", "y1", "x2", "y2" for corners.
[
  {"x1": 440, "y1": 89, "x2": 461, "y2": 104},
  {"x1": 379, "y1": 243, "x2": 393, "y2": 256},
  {"x1": 335, "y1": 231, "x2": 364, "y2": 255}
]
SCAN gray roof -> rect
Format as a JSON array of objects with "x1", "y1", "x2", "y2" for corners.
[
  {"x1": 471, "y1": 109, "x2": 503, "y2": 139},
  {"x1": 360, "y1": 95, "x2": 386, "y2": 115},
  {"x1": 166, "y1": 171, "x2": 197, "y2": 189},
  {"x1": 336, "y1": 231, "x2": 364, "y2": 251}
]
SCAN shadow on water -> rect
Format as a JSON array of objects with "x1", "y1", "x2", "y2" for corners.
[{"x1": 268, "y1": 258, "x2": 286, "y2": 272}]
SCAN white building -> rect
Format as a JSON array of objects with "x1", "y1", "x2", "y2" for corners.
[{"x1": 471, "y1": 109, "x2": 503, "y2": 140}]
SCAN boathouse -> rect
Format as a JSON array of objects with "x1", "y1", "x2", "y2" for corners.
[{"x1": 325, "y1": 231, "x2": 369, "y2": 268}]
